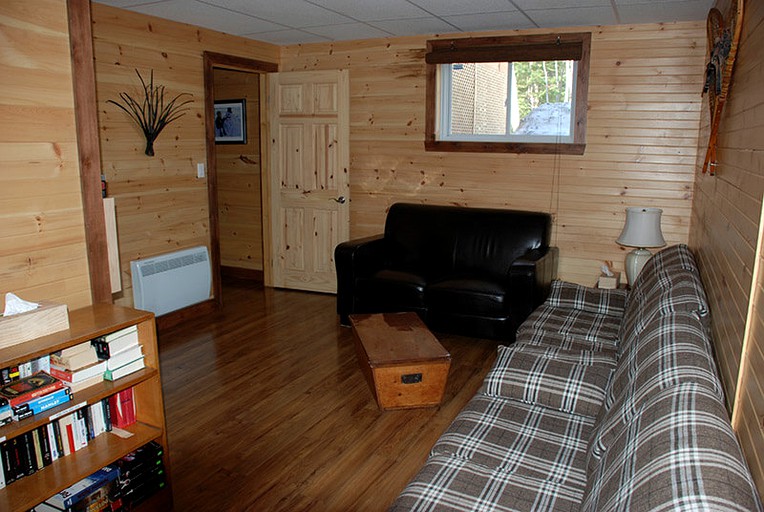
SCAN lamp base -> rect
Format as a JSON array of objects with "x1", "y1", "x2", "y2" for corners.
[{"x1": 624, "y1": 248, "x2": 653, "y2": 286}]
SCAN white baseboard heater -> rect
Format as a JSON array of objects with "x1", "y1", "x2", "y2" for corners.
[{"x1": 131, "y1": 246, "x2": 211, "y2": 316}]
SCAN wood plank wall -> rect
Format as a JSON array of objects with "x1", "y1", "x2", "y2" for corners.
[
  {"x1": 690, "y1": 0, "x2": 764, "y2": 496},
  {"x1": 90, "y1": 3, "x2": 278, "y2": 307},
  {"x1": 0, "y1": 0, "x2": 92, "y2": 309},
  {"x1": 213, "y1": 69, "x2": 264, "y2": 273},
  {"x1": 281, "y1": 22, "x2": 706, "y2": 285}
]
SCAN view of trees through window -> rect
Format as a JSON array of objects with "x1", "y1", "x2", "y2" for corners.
[{"x1": 445, "y1": 59, "x2": 575, "y2": 139}]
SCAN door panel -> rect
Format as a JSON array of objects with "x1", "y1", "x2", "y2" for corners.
[{"x1": 268, "y1": 70, "x2": 349, "y2": 292}]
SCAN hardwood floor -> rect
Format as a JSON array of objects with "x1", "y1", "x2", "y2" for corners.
[{"x1": 158, "y1": 278, "x2": 499, "y2": 511}]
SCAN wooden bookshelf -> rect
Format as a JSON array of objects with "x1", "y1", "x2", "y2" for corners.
[{"x1": 0, "y1": 304, "x2": 172, "y2": 512}]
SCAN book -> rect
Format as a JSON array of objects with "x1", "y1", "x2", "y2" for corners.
[
  {"x1": 47, "y1": 422, "x2": 60, "y2": 462},
  {"x1": 74, "y1": 409, "x2": 89, "y2": 450},
  {"x1": 106, "y1": 344, "x2": 143, "y2": 371},
  {"x1": 103, "y1": 357, "x2": 145, "y2": 382},
  {"x1": 59, "y1": 414, "x2": 75, "y2": 456},
  {"x1": 103, "y1": 324, "x2": 138, "y2": 343},
  {"x1": 109, "y1": 388, "x2": 136, "y2": 428},
  {"x1": 32, "y1": 427, "x2": 44, "y2": 470},
  {"x1": 45, "y1": 464, "x2": 120, "y2": 509},
  {"x1": 51, "y1": 345, "x2": 99, "y2": 371},
  {"x1": 12, "y1": 388, "x2": 72, "y2": 417},
  {"x1": 31, "y1": 355, "x2": 51, "y2": 375},
  {"x1": 92, "y1": 327, "x2": 139, "y2": 359},
  {"x1": 50, "y1": 360, "x2": 107, "y2": 384},
  {"x1": 21, "y1": 431, "x2": 36, "y2": 476},
  {"x1": 0, "y1": 397, "x2": 11, "y2": 424},
  {"x1": 0, "y1": 372, "x2": 65, "y2": 407},
  {"x1": 64, "y1": 373, "x2": 104, "y2": 394}
]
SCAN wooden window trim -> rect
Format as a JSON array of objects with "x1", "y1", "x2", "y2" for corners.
[{"x1": 425, "y1": 32, "x2": 591, "y2": 155}]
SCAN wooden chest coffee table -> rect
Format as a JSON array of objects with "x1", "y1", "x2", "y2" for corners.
[{"x1": 350, "y1": 312, "x2": 451, "y2": 410}]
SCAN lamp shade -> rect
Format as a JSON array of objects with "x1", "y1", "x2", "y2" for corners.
[{"x1": 617, "y1": 207, "x2": 666, "y2": 248}]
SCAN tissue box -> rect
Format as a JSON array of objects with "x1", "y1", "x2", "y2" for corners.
[
  {"x1": 598, "y1": 272, "x2": 621, "y2": 289},
  {"x1": 0, "y1": 301, "x2": 69, "y2": 349}
]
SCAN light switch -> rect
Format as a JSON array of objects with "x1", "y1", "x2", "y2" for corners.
[{"x1": 197, "y1": 162, "x2": 205, "y2": 178}]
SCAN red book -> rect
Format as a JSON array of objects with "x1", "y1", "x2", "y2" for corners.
[
  {"x1": 65, "y1": 422, "x2": 76, "y2": 454},
  {"x1": 108, "y1": 388, "x2": 136, "y2": 428},
  {"x1": 0, "y1": 372, "x2": 65, "y2": 407}
]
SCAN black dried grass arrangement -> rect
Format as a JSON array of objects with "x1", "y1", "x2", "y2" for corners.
[{"x1": 107, "y1": 69, "x2": 193, "y2": 156}]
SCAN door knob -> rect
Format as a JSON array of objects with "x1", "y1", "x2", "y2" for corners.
[{"x1": 333, "y1": 196, "x2": 346, "y2": 204}]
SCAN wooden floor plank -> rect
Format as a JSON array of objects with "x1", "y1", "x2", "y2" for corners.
[{"x1": 158, "y1": 278, "x2": 498, "y2": 511}]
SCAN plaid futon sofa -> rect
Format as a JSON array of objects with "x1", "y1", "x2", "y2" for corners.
[{"x1": 390, "y1": 244, "x2": 763, "y2": 511}]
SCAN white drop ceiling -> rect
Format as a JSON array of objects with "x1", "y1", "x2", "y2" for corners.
[{"x1": 93, "y1": 0, "x2": 714, "y2": 45}]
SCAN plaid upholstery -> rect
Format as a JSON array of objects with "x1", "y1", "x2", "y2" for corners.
[
  {"x1": 620, "y1": 268, "x2": 709, "y2": 352},
  {"x1": 481, "y1": 345, "x2": 614, "y2": 417},
  {"x1": 431, "y1": 394, "x2": 594, "y2": 487},
  {"x1": 391, "y1": 246, "x2": 761, "y2": 512},
  {"x1": 628, "y1": 243, "x2": 699, "y2": 293},
  {"x1": 588, "y1": 312, "x2": 725, "y2": 467},
  {"x1": 546, "y1": 281, "x2": 627, "y2": 318},
  {"x1": 516, "y1": 306, "x2": 620, "y2": 351},
  {"x1": 583, "y1": 383, "x2": 763, "y2": 512},
  {"x1": 390, "y1": 454, "x2": 584, "y2": 512}
]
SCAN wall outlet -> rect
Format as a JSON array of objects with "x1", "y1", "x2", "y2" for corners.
[{"x1": 196, "y1": 162, "x2": 205, "y2": 178}]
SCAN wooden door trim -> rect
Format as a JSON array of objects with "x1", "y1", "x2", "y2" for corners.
[
  {"x1": 68, "y1": 0, "x2": 111, "y2": 304},
  {"x1": 203, "y1": 51, "x2": 278, "y2": 305}
]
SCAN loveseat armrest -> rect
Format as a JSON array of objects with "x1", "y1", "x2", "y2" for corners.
[
  {"x1": 508, "y1": 247, "x2": 559, "y2": 326},
  {"x1": 334, "y1": 234, "x2": 388, "y2": 324}
]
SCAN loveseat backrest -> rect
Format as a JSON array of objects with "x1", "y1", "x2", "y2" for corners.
[{"x1": 384, "y1": 203, "x2": 552, "y2": 279}]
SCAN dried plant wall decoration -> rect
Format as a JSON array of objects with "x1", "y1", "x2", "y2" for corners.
[{"x1": 108, "y1": 69, "x2": 193, "y2": 156}]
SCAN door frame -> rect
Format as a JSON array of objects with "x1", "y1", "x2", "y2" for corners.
[{"x1": 202, "y1": 51, "x2": 278, "y2": 305}]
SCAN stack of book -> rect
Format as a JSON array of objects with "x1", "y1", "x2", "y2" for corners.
[
  {"x1": 0, "y1": 372, "x2": 72, "y2": 421},
  {"x1": 115, "y1": 441, "x2": 167, "y2": 508},
  {"x1": 49, "y1": 342, "x2": 106, "y2": 393},
  {"x1": 92, "y1": 326, "x2": 145, "y2": 381},
  {"x1": 0, "y1": 399, "x2": 113, "y2": 488}
]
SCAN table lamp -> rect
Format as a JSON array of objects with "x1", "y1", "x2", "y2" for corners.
[{"x1": 617, "y1": 207, "x2": 666, "y2": 285}]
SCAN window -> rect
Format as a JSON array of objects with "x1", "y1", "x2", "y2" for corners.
[{"x1": 425, "y1": 33, "x2": 591, "y2": 155}]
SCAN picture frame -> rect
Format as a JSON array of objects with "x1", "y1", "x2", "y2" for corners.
[{"x1": 214, "y1": 99, "x2": 247, "y2": 144}]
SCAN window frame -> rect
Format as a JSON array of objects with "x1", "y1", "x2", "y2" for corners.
[{"x1": 425, "y1": 32, "x2": 591, "y2": 155}]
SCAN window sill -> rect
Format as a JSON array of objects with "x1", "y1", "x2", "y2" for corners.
[{"x1": 424, "y1": 140, "x2": 586, "y2": 155}]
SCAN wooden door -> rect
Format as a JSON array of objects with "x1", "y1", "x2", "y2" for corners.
[{"x1": 267, "y1": 70, "x2": 350, "y2": 293}]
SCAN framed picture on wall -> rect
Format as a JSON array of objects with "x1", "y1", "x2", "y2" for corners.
[{"x1": 214, "y1": 99, "x2": 247, "y2": 144}]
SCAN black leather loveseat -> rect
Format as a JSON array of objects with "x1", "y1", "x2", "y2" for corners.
[{"x1": 335, "y1": 203, "x2": 558, "y2": 340}]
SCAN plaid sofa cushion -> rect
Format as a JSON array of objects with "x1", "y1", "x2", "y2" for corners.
[
  {"x1": 431, "y1": 394, "x2": 594, "y2": 488},
  {"x1": 517, "y1": 306, "x2": 621, "y2": 350},
  {"x1": 390, "y1": 454, "x2": 585, "y2": 512},
  {"x1": 628, "y1": 244, "x2": 699, "y2": 293},
  {"x1": 546, "y1": 281, "x2": 627, "y2": 318},
  {"x1": 582, "y1": 383, "x2": 763, "y2": 512},
  {"x1": 481, "y1": 345, "x2": 614, "y2": 418},
  {"x1": 620, "y1": 269, "x2": 709, "y2": 353},
  {"x1": 588, "y1": 312, "x2": 724, "y2": 468}
]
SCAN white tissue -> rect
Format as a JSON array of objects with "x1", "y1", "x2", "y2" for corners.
[
  {"x1": 3, "y1": 292, "x2": 39, "y2": 316},
  {"x1": 600, "y1": 264, "x2": 614, "y2": 277}
]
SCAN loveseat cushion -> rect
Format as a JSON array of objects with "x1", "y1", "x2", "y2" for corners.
[
  {"x1": 516, "y1": 306, "x2": 621, "y2": 353},
  {"x1": 480, "y1": 345, "x2": 614, "y2": 418},
  {"x1": 546, "y1": 281, "x2": 627, "y2": 317},
  {"x1": 582, "y1": 383, "x2": 762, "y2": 512},
  {"x1": 430, "y1": 394, "x2": 595, "y2": 488},
  {"x1": 390, "y1": 454, "x2": 585, "y2": 512},
  {"x1": 354, "y1": 269, "x2": 427, "y2": 311},
  {"x1": 427, "y1": 277, "x2": 508, "y2": 315}
]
